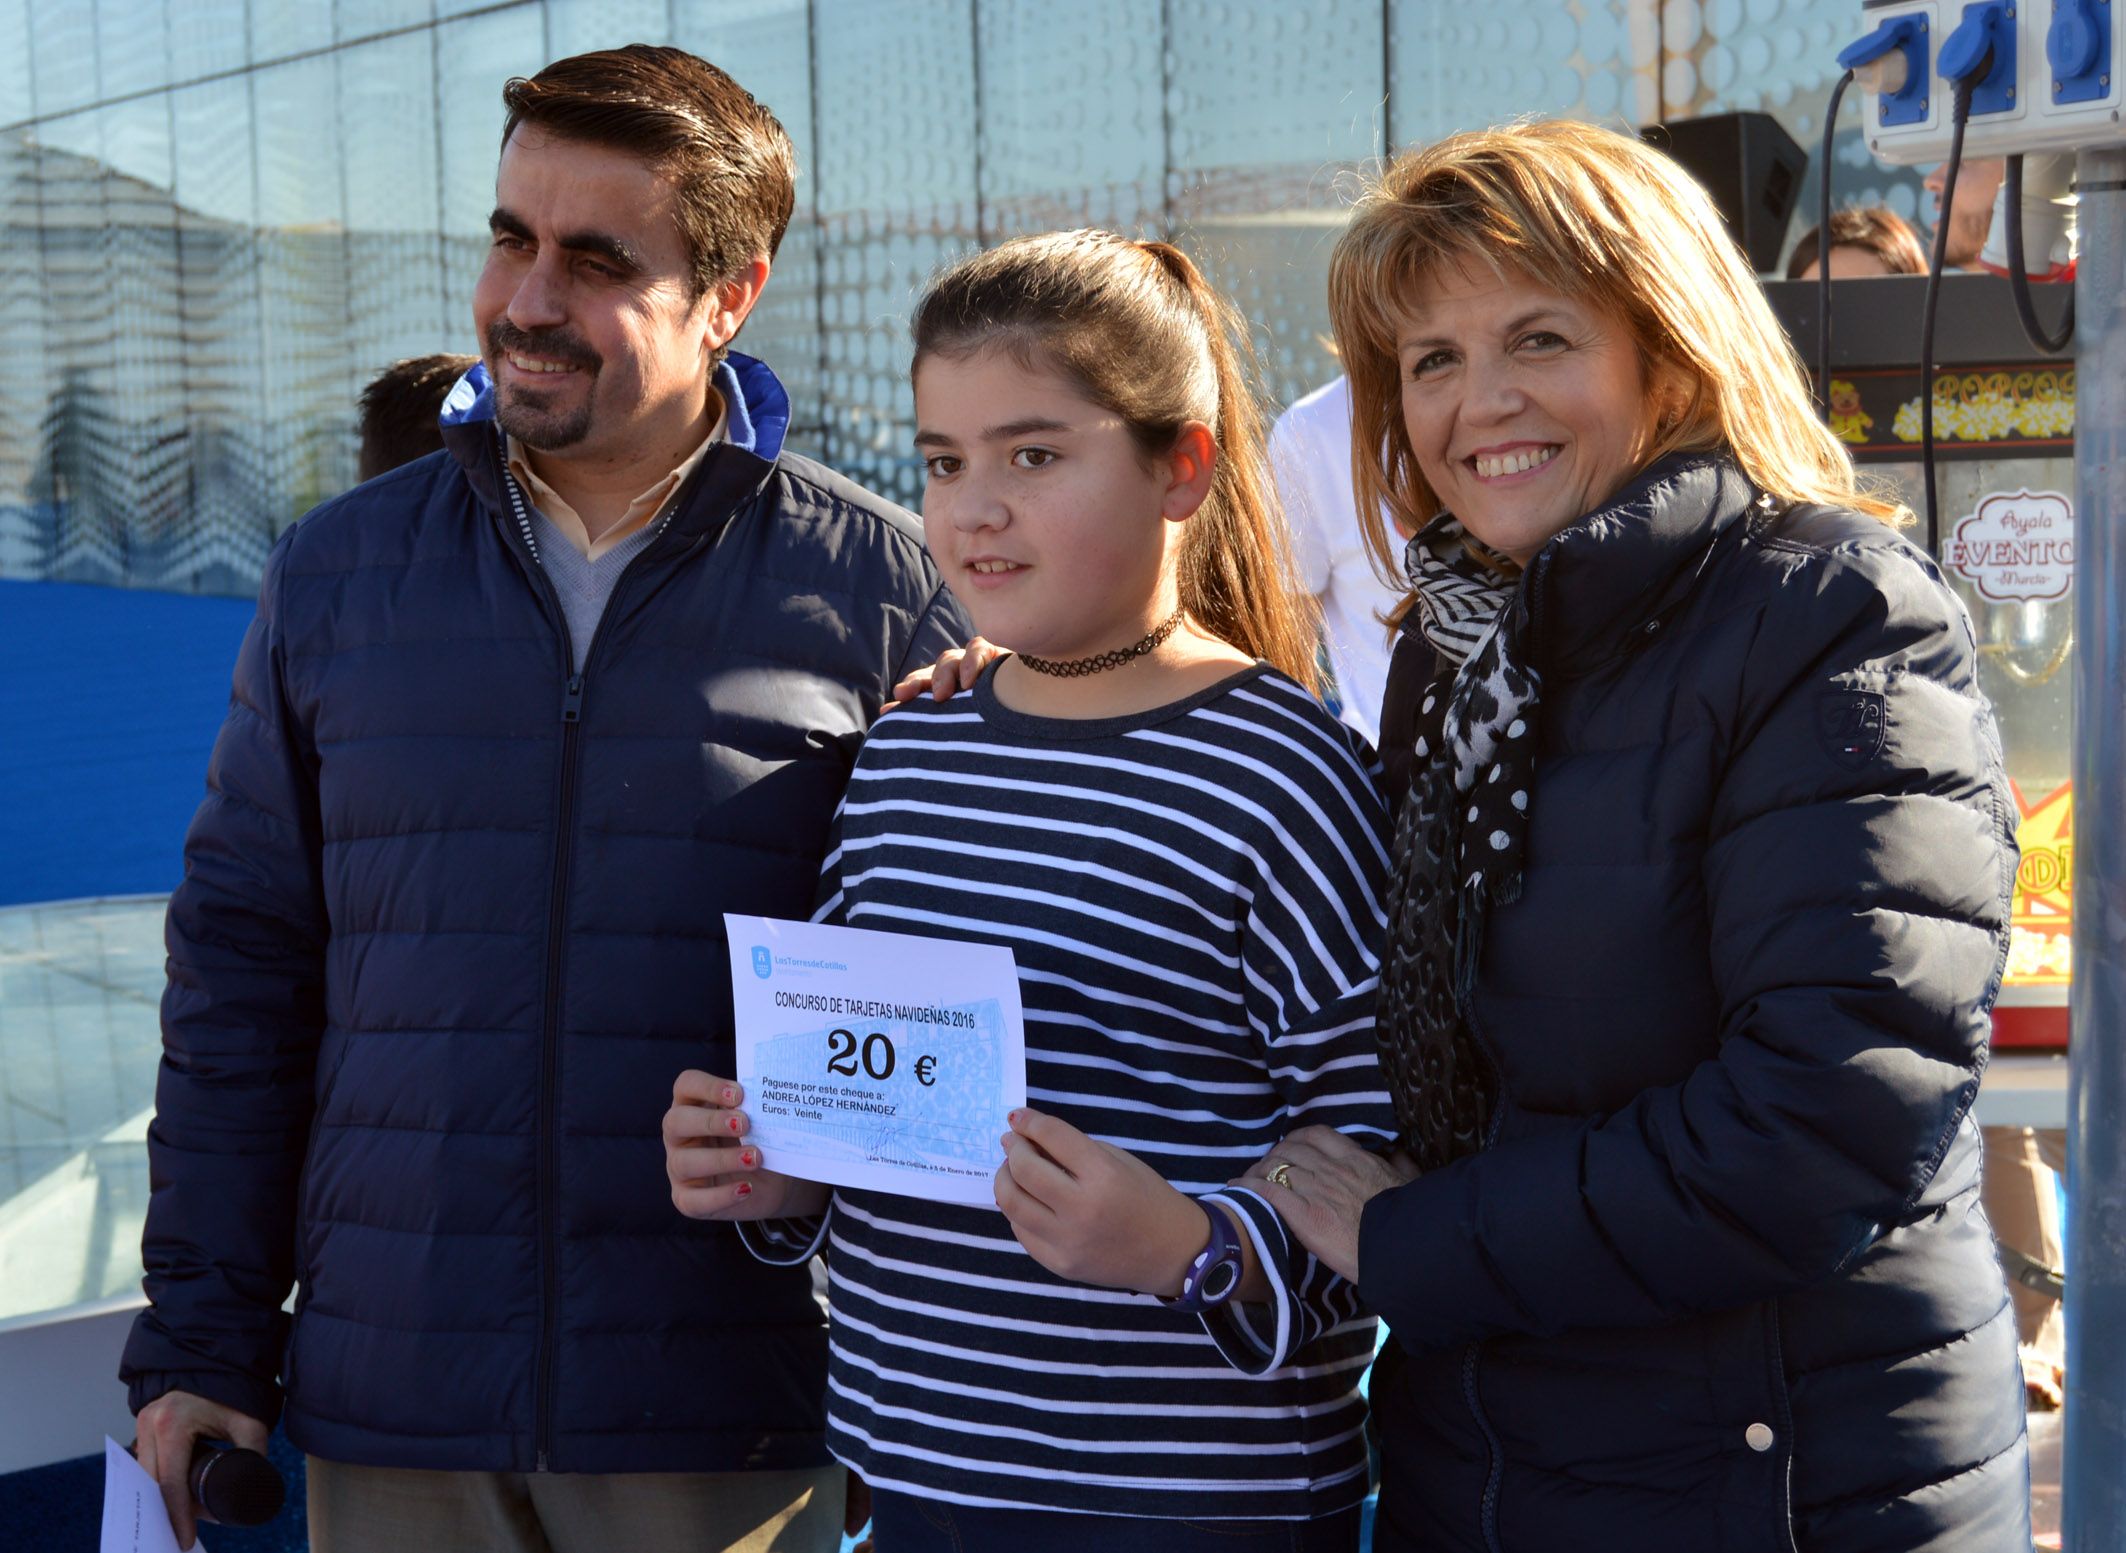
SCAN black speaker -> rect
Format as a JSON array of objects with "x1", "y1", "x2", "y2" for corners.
[{"x1": 1642, "y1": 112, "x2": 1807, "y2": 275}]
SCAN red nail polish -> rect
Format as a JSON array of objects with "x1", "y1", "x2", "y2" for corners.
[
  {"x1": 727, "y1": 1117, "x2": 741, "y2": 1133},
  {"x1": 722, "y1": 1087, "x2": 735, "y2": 1104},
  {"x1": 741, "y1": 1150, "x2": 756, "y2": 1167},
  {"x1": 735, "y1": 1181, "x2": 752, "y2": 1198}
]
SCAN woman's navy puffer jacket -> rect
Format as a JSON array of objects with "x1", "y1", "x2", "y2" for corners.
[{"x1": 1363, "y1": 456, "x2": 2029, "y2": 1553}]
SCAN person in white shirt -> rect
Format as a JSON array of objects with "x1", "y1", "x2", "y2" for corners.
[{"x1": 1269, "y1": 375, "x2": 1404, "y2": 747}]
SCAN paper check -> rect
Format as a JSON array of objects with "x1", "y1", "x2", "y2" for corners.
[{"x1": 724, "y1": 915, "x2": 1027, "y2": 1205}]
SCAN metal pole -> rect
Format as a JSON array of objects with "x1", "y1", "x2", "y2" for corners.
[{"x1": 2065, "y1": 142, "x2": 2126, "y2": 1553}]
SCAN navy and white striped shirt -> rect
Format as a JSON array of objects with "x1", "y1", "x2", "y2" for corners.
[{"x1": 749, "y1": 663, "x2": 1396, "y2": 1521}]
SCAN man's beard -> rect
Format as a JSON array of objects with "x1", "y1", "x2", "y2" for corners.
[
  {"x1": 486, "y1": 320, "x2": 600, "y2": 451},
  {"x1": 1949, "y1": 208, "x2": 1993, "y2": 268}
]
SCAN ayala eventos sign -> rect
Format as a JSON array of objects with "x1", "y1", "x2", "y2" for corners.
[{"x1": 1946, "y1": 490, "x2": 2074, "y2": 603}]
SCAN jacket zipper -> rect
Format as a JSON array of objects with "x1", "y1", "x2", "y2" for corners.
[
  {"x1": 497, "y1": 447, "x2": 691, "y2": 1473},
  {"x1": 1460, "y1": 916, "x2": 1510, "y2": 1544},
  {"x1": 535, "y1": 665, "x2": 581, "y2": 1475},
  {"x1": 498, "y1": 455, "x2": 579, "y2": 1477},
  {"x1": 1766, "y1": 1303, "x2": 1801, "y2": 1553},
  {"x1": 1462, "y1": 1343, "x2": 1506, "y2": 1553}
]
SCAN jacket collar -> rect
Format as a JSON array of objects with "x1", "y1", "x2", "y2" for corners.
[
  {"x1": 438, "y1": 351, "x2": 791, "y2": 542},
  {"x1": 1516, "y1": 452, "x2": 1762, "y2": 679}
]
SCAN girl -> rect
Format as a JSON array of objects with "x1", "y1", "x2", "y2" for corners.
[{"x1": 662, "y1": 230, "x2": 1397, "y2": 1552}]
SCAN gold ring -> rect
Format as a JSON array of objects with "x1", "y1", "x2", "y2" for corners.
[{"x1": 1267, "y1": 1162, "x2": 1294, "y2": 1188}]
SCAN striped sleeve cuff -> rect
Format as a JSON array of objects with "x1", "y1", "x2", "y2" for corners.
[
  {"x1": 1195, "y1": 1188, "x2": 1298, "y2": 1375},
  {"x1": 736, "y1": 1210, "x2": 830, "y2": 1267}
]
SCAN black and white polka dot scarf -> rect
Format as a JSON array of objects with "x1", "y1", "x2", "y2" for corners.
[{"x1": 1375, "y1": 516, "x2": 1541, "y2": 1170}]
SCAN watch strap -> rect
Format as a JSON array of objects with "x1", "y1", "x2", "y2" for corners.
[{"x1": 1161, "y1": 1201, "x2": 1243, "y2": 1312}]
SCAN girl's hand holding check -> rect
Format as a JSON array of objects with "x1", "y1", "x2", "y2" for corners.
[
  {"x1": 996, "y1": 1108, "x2": 1266, "y2": 1301},
  {"x1": 664, "y1": 1070, "x2": 828, "y2": 1222}
]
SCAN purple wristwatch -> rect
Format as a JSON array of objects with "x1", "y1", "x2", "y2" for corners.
[{"x1": 1162, "y1": 1201, "x2": 1244, "y2": 1312}]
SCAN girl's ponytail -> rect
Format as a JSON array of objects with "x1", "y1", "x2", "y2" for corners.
[
  {"x1": 1135, "y1": 242, "x2": 1320, "y2": 693},
  {"x1": 912, "y1": 229, "x2": 1321, "y2": 695}
]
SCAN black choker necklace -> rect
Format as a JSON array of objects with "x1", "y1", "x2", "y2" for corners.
[{"x1": 1017, "y1": 611, "x2": 1185, "y2": 677}]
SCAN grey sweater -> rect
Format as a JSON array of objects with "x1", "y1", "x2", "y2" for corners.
[{"x1": 529, "y1": 505, "x2": 665, "y2": 672}]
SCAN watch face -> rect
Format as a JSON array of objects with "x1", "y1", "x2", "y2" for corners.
[{"x1": 1200, "y1": 1256, "x2": 1241, "y2": 1304}]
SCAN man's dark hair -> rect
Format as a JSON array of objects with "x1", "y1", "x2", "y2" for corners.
[
  {"x1": 1785, "y1": 204, "x2": 1929, "y2": 280},
  {"x1": 358, "y1": 353, "x2": 477, "y2": 483},
  {"x1": 501, "y1": 45, "x2": 797, "y2": 301}
]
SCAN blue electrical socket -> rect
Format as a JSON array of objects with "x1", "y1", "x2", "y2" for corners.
[
  {"x1": 1839, "y1": 13, "x2": 1933, "y2": 125},
  {"x1": 1941, "y1": 0, "x2": 2021, "y2": 113},
  {"x1": 2049, "y1": 0, "x2": 2112, "y2": 103}
]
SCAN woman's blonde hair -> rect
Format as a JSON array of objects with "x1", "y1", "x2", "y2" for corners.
[
  {"x1": 1327, "y1": 119, "x2": 1904, "y2": 621},
  {"x1": 912, "y1": 229, "x2": 1320, "y2": 692}
]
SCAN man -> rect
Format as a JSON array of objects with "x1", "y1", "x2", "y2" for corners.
[
  {"x1": 121, "y1": 46, "x2": 963, "y2": 1552},
  {"x1": 356, "y1": 352, "x2": 478, "y2": 481},
  {"x1": 1923, "y1": 155, "x2": 2005, "y2": 270},
  {"x1": 1268, "y1": 374, "x2": 1401, "y2": 749}
]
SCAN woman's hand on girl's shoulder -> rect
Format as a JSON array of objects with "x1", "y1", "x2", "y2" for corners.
[
  {"x1": 1237, "y1": 1128, "x2": 1418, "y2": 1284},
  {"x1": 885, "y1": 635, "x2": 1005, "y2": 713},
  {"x1": 994, "y1": 1107, "x2": 1210, "y2": 1295},
  {"x1": 662, "y1": 1069, "x2": 825, "y2": 1221}
]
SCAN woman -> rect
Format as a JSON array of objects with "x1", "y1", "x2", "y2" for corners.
[
  {"x1": 1784, "y1": 204, "x2": 1928, "y2": 280},
  {"x1": 1245, "y1": 122, "x2": 2029, "y2": 1552}
]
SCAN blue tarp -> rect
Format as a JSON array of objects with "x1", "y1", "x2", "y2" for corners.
[{"x1": 0, "y1": 579, "x2": 254, "y2": 908}]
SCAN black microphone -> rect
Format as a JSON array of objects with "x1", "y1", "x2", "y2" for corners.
[{"x1": 187, "y1": 1442, "x2": 286, "y2": 1527}]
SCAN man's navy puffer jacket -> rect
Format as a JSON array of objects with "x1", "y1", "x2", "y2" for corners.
[
  {"x1": 1363, "y1": 457, "x2": 2028, "y2": 1553},
  {"x1": 120, "y1": 354, "x2": 967, "y2": 1474}
]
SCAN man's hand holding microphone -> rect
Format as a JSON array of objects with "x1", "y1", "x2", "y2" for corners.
[{"x1": 133, "y1": 1389, "x2": 279, "y2": 1550}]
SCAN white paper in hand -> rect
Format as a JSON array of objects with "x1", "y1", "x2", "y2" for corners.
[
  {"x1": 725, "y1": 915, "x2": 1028, "y2": 1205},
  {"x1": 102, "y1": 1436, "x2": 182, "y2": 1553}
]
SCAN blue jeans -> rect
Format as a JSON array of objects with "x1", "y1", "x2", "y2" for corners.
[{"x1": 868, "y1": 1489, "x2": 1362, "y2": 1553}]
